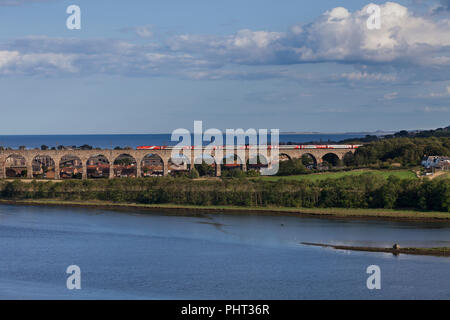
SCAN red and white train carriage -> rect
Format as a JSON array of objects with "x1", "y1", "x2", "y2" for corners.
[{"x1": 137, "y1": 145, "x2": 361, "y2": 150}]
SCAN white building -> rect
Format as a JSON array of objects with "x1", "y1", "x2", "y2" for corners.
[{"x1": 422, "y1": 156, "x2": 450, "y2": 170}]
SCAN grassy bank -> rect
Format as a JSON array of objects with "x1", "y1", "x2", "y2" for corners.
[
  {"x1": 0, "y1": 173, "x2": 448, "y2": 215},
  {"x1": 1, "y1": 199, "x2": 449, "y2": 222},
  {"x1": 258, "y1": 169, "x2": 418, "y2": 182}
]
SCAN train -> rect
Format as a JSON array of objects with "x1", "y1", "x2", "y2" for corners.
[
  {"x1": 136, "y1": 145, "x2": 362, "y2": 150},
  {"x1": 281, "y1": 145, "x2": 361, "y2": 149}
]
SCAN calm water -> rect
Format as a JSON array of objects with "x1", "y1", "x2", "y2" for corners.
[
  {"x1": 0, "y1": 133, "x2": 367, "y2": 149},
  {"x1": 0, "y1": 205, "x2": 449, "y2": 300}
]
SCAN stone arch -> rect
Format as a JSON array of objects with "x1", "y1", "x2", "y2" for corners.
[
  {"x1": 279, "y1": 153, "x2": 292, "y2": 162},
  {"x1": 322, "y1": 153, "x2": 341, "y2": 167},
  {"x1": 141, "y1": 153, "x2": 165, "y2": 177},
  {"x1": 221, "y1": 153, "x2": 244, "y2": 173},
  {"x1": 247, "y1": 153, "x2": 269, "y2": 172},
  {"x1": 4, "y1": 154, "x2": 27, "y2": 178},
  {"x1": 113, "y1": 154, "x2": 137, "y2": 178},
  {"x1": 301, "y1": 153, "x2": 317, "y2": 168},
  {"x1": 86, "y1": 154, "x2": 110, "y2": 179},
  {"x1": 32, "y1": 155, "x2": 56, "y2": 179},
  {"x1": 193, "y1": 154, "x2": 217, "y2": 177},
  {"x1": 60, "y1": 155, "x2": 83, "y2": 179},
  {"x1": 168, "y1": 154, "x2": 191, "y2": 177}
]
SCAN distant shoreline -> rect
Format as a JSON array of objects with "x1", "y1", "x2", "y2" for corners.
[
  {"x1": 0, "y1": 199, "x2": 449, "y2": 223},
  {"x1": 0, "y1": 132, "x2": 370, "y2": 150},
  {"x1": 280, "y1": 131, "x2": 392, "y2": 135},
  {"x1": 0, "y1": 131, "x2": 391, "y2": 136}
]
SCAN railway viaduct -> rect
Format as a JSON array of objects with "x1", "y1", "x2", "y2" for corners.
[{"x1": 0, "y1": 147, "x2": 356, "y2": 179}]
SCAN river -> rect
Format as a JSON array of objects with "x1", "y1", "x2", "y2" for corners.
[{"x1": 0, "y1": 204, "x2": 448, "y2": 300}]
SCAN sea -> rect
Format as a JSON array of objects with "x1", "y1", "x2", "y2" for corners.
[{"x1": 0, "y1": 133, "x2": 369, "y2": 150}]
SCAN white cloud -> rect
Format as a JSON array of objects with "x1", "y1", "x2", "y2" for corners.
[
  {"x1": 166, "y1": 29, "x2": 284, "y2": 65},
  {"x1": 0, "y1": 50, "x2": 19, "y2": 68},
  {"x1": 0, "y1": 2, "x2": 448, "y2": 80},
  {"x1": 0, "y1": 50, "x2": 77, "y2": 74},
  {"x1": 291, "y1": 2, "x2": 450, "y2": 65},
  {"x1": 163, "y1": 2, "x2": 450, "y2": 68},
  {"x1": 340, "y1": 71, "x2": 398, "y2": 82}
]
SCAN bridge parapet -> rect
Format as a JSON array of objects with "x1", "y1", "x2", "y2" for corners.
[{"x1": 0, "y1": 146, "x2": 357, "y2": 179}]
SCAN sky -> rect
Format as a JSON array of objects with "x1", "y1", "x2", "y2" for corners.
[{"x1": 0, "y1": 0, "x2": 449, "y2": 134}]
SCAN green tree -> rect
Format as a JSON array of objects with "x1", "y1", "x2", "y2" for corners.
[
  {"x1": 301, "y1": 154, "x2": 315, "y2": 167},
  {"x1": 189, "y1": 168, "x2": 200, "y2": 179},
  {"x1": 278, "y1": 159, "x2": 307, "y2": 176},
  {"x1": 195, "y1": 161, "x2": 215, "y2": 176}
]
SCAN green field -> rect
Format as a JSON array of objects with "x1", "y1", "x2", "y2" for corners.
[{"x1": 258, "y1": 169, "x2": 418, "y2": 182}]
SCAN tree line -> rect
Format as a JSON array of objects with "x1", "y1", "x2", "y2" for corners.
[
  {"x1": 281, "y1": 125, "x2": 450, "y2": 170},
  {"x1": 277, "y1": 137, "x2": 450, "y2": 173},
  {"x1": 345, "y1": 137, "x2": 450, "y2": 167},
  {"x1": 1, "y1": 174, "x2": 448, "y2": 212}
]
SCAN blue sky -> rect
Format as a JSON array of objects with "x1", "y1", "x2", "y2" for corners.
[{"x1": 0, "y1": 0, "x2": 449, "y2": 134}]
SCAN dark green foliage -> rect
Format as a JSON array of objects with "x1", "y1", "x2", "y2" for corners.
[
  {"x1": 246, "y1": 170, "x2": 261, "y2": 177},
  {"x1": 79, "y1": 144, "x2": 93, "y2": 150},
  {"x1": 277, "y1": 159, "x2": 307, "y2": 176},
  {"x1": 195, "y1": 161, "x2": 215, "y2": 177},
  {"x1": 114, "y1": 157, "x2": 134, "y2": 166},
  {"x1": 352, "y1": 137, "x2": 450, "y2": 167},
  {"x1": 221, "y1": 168, "x2": 246, "y2": 178},
  {"x1": 188, "y1": 167, "x2": 200, "y2": 179},
  {"x1": 0, "y1": 175, "x2": 448, "y2": 212}
]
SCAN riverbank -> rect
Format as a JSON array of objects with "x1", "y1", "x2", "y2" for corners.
[
  {"x1": 301, "y1": 242, "x2": 450, "y2": 258},
  {"x1": 1, "y1": 174, "x2": 448, "y2": 214},
  {"x1": 1, "y1": 199, "x2": 449, "y2": 222}
]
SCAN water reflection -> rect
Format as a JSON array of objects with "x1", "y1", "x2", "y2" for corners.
[{"x1": 0, "y1": 205, "x2": 448, "y2": 299}]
